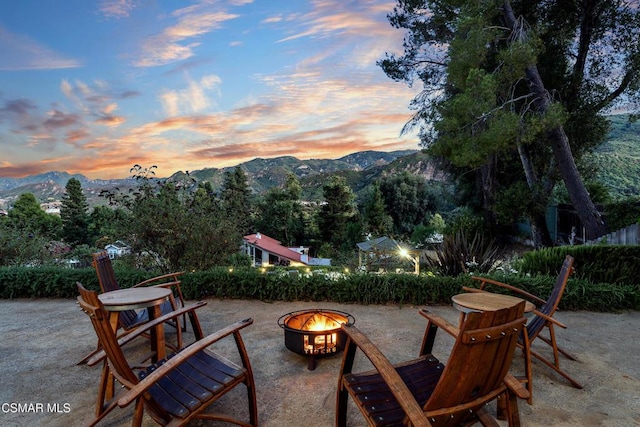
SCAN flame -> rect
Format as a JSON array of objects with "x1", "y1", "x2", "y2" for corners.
[{"x1": 301, "y1": 313, "x2": 344, "y2": 331}]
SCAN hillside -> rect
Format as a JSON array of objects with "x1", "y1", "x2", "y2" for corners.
[
  {"x1": 588, "y1": 115, "x2": 640, "y2": 199},
  {"x1": 1, "y1": 114, "x2": 638, "y2": 209},
  {"x1": 0, "y1": 150, "x2": 422, "y2": 208}
]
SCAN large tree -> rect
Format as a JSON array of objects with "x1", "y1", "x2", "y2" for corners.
[
  {"x1": 380, "y1": 0, "x2": 640, "y2": 243},
  {"x1": 255, "y1": 172, "x2": 305, "y2": 246},
  {"x1": 106, "y1": 166, "x2": 239, "y2": 271},
  {"x1": 220, "y1": 166, "x2": 253, "y2": 236},
  {"x1": 318, "y1": 175, "x2": 360, "y2": 251},
  {"x1": 60, "y1": 177, "x2": 89, "y2": 246},
  {"x1": 7, "y1": 193, "x2": 61, "y2": 240},
  {"x1": 379, "y1": 171, "x2": 437, "y2": 237},
  {"x1": 361, "y1": 182, "x2": 393, "y2": 237}
]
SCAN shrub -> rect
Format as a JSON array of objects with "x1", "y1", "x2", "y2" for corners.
[
  {"x1": 517, "y1": 245, "x2": 640, "y2": 285},
  {"x1": 425, "y1": 229, "x2": 502, "y2": 276},
  {"x1": 1, "y1": 265, "x2": 638, "y2": 311}
]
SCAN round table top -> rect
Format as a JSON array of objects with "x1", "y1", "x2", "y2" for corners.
[
  {"x1": 98, "y1": 287, "x2": 171, "y2": 311},
  {"x1": 452, "y1": 292, "x2": 535, "y2": 313}
]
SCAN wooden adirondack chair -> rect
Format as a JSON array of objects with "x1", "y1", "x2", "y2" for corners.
[
  {"x1": 92, "y1": 251, "x2": 186, "y2": 327},
  {"x1": 336, "y1": 303, "x2": 528, "y2": 427},
  {"x1": 77, "y1": 251, "x2": 187, "y2": 365},
  {"x1": 77, "y1": 283, "x2": 258, "y2": 427},
  {"x1": 465, "y1": 254, "x2": 582, "y2": 403}
]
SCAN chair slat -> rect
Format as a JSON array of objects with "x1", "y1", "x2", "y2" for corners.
[{"x1": 336, "y1": 303, "x2": 526, "y2": 427}]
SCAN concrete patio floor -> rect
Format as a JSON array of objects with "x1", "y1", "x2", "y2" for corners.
[{"x1": 0, "y1": 298, "x2": 639, "y2": 426}]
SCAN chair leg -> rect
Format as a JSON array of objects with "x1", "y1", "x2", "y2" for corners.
[
  {"x1": 537, "y1": 334, "x2": 578, "y2": 360},
  {"x1": 335, "y1": 380, "x2": 349, "y2": 427},
  {"x1": 476, "y1": 406, "x2": 501, "y2": 427},
  {"x1": 246, "y1": 378, "x2": 258, "y2": 426},
  {"x1": 521, "y1": 331, "x2": 533, "y2": 405},
  {"x1": 77, "y1": 341, "x2": 102, "y2": 365},
  {"x1": 505, "y1": 391, "x2": 522, "y2": 427},
  {"x1": 529, "y1": 347, "x2": 583, "y2": 389},
  {"x1": 88, "y1": 361, "x2": 121, "y2": 426},
  {"x1": 532, "y1": 325, "x2": 583, "y2": 389},
  {"x1": 96, "y1": 360, "x2": 115, "y2": 416},
  {"x1": 548, "y1": 324, "x2": 561, "y2": 367}
]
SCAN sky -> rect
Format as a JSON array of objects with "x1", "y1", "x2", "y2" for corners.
[{"x1": 0, "y1": 0, "x2": 422, "y2": 179}]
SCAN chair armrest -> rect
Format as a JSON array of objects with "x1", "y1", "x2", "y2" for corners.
[
  {"x1": 418, "y1": 309, "x2": 459, "y2": 338},
  {"x1": 469, "y1": 277, "x2": 547, "y2": 305},
  {"x1": 504, "y1": 373, "x2": 530, "y2": 400},
  {"x1": 341, "y1": 324, "x2": 433, "y2": 427},
  {"x1": 86, "y1": 301, "x2": 208, "y2": 366},
  {"x1": 133, "y1": 280, "x2": 181, "y2": 290},
  {"x1": 532, "y1": 309, "x2": 567, "y2": 328},
  {"x1": 118, "y1": 317, "x2": 254, "y2": 408},
  {"x1": 134, "y1": 272, "x2": 184, "y2": 287}
]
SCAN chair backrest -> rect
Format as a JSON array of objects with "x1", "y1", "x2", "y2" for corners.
[
  {"x1": 423, "y1": 301, "x2": 526, "y2": 421},
  {"x1": 92, "y1": 251, "x2": 120, "y2": 293},
  {"x1": 92, "y1": 251, "x2": 146, "y2": 329},
  {"x1": 76, "y1": 282, "x2": 139, "y2": 386},
  {"x1": 527, "y1": 255, "x2": 574, "y2": 339}
]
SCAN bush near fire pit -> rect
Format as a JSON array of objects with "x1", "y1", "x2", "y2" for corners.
[{"x1": 1, "y1": 264, "x2": 638, "y2": 311}]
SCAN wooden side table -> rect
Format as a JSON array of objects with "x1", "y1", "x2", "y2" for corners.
[
  {"x1": 98, "y1": 287, "x2": 173, "y2": 362},
  {"x1": 452, "y1": 292, "x2": 534, "y2": 325}
]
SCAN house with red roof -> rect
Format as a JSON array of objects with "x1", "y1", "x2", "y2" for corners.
[{"x1": 242, "y1": 233, "x2": 331, "y2": 267}]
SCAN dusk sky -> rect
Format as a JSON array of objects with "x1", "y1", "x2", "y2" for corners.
[{"x1": 0, "y1": 0, "x2": 422, "y2": 179}]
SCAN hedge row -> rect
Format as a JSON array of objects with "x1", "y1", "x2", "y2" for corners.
[
  {"x1": 517, "y1": 245, "x2": 640, "y2": 285},
  {"x1": 1, "y1": 265, "x2": 638, "y2": 312}
]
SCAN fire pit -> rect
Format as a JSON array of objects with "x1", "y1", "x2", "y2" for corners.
[{"x1": 278, "y1": 309, "x2": 355, "y2": 370}]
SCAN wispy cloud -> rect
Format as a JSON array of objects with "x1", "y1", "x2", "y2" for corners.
[
  {"x1": 60, "y1": 79, "x2": 130, "y2": 127},
  {"x1": 135, "y1": 5, "x2": 240, "y2": 67},
  {"x1": 99, "y1": 0, "x2": 136, "y2": 19},
  {"x1": 0, "y1": 26, "x2": 82, "y2": 71},
  {"x1": 159, "y1": 73, "x2": 222, "y2": 116},
  {"x1": 276, "y1": 0, "x2": 390, "y2": 43},
  {"x1": 262, "y1": 15, "x2": 283, "y2": 24}
]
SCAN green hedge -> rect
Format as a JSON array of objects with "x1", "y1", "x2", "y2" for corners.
[
  {"x1": 467, "y1": 273, "x2": 639, "y2": 312},
  {"x1": 1, "y1": 265, "x2": 638, "y2": 311},
  {"x1": 517, "y1": 245, "x2": 640, "y2": 285}
]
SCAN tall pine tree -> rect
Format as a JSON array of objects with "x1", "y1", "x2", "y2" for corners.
[{"x1": 61, "y1": 178, "x2": 89, "y2": 246}]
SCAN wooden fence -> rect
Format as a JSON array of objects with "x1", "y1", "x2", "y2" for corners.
[{"x1": 587, "y1": 223, "x2": 640, "y2": 245}]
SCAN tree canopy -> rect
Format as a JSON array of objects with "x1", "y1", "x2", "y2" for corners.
[
  {"x1": 61, "y1": 177, "x2": 89, "y2": 246},
  {"x1": 380, "y1": 0, "x2": 640, "y2": 243}
]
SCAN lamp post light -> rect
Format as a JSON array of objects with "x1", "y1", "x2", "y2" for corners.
[{"x1": 398, "y1": 247, "x2": 420, "y2": 275}]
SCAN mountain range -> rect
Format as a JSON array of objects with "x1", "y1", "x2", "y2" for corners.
[
  {"x1": 2, "y1": 113, "x2": 639, "y2": 210},
  {"x1": 0, "y1": 149, "x2": 449, "y2": 208}
]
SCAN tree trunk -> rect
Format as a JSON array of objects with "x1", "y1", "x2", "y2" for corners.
[
  {"x1": 517, "y1": 143, "x2": 554, "y2": 246},
  {"x1": 478, "y1": 155, "x2": 498, "y2": 231},
  {"x1": 529, "y1": 211, "x2": 554, "y2": 247},
  {"x1": 502, "y1": 0, "x2": 607, "y2": 240}
]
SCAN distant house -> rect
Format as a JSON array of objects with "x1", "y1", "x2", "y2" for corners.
[
  {"x1": 41, "y1": 201, "x2": 62, "y2": 215},
  {"x1": 104, "y1": 241, "x2": 131, "y2": 259},
  {"x1": 242, "y1": 233, "x2": 330, "y2": 267}
]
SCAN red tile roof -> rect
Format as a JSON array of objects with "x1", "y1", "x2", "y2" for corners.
[{"x1": 243, "y1": 233, "x2": 302, "y2": 263}]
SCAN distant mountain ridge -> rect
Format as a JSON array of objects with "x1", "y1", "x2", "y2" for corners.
[
  {"x1": 0, "y1": 150, "x2": 423, "y2": 208},
  {"x1": 3, "y1": 116, "x2": 639, "y2": 210}
]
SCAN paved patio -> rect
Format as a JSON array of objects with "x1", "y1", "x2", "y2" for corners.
[{"x1": 0, "y1": 298, "x2": 639, "y2": 426}]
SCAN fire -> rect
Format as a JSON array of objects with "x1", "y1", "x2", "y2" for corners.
[
  {"x1": 301, "y1": 313, "x2": 344, "y2": 331},
  {"x1": 300, "y1": 313, "x2": 347, "y2": 354}
]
